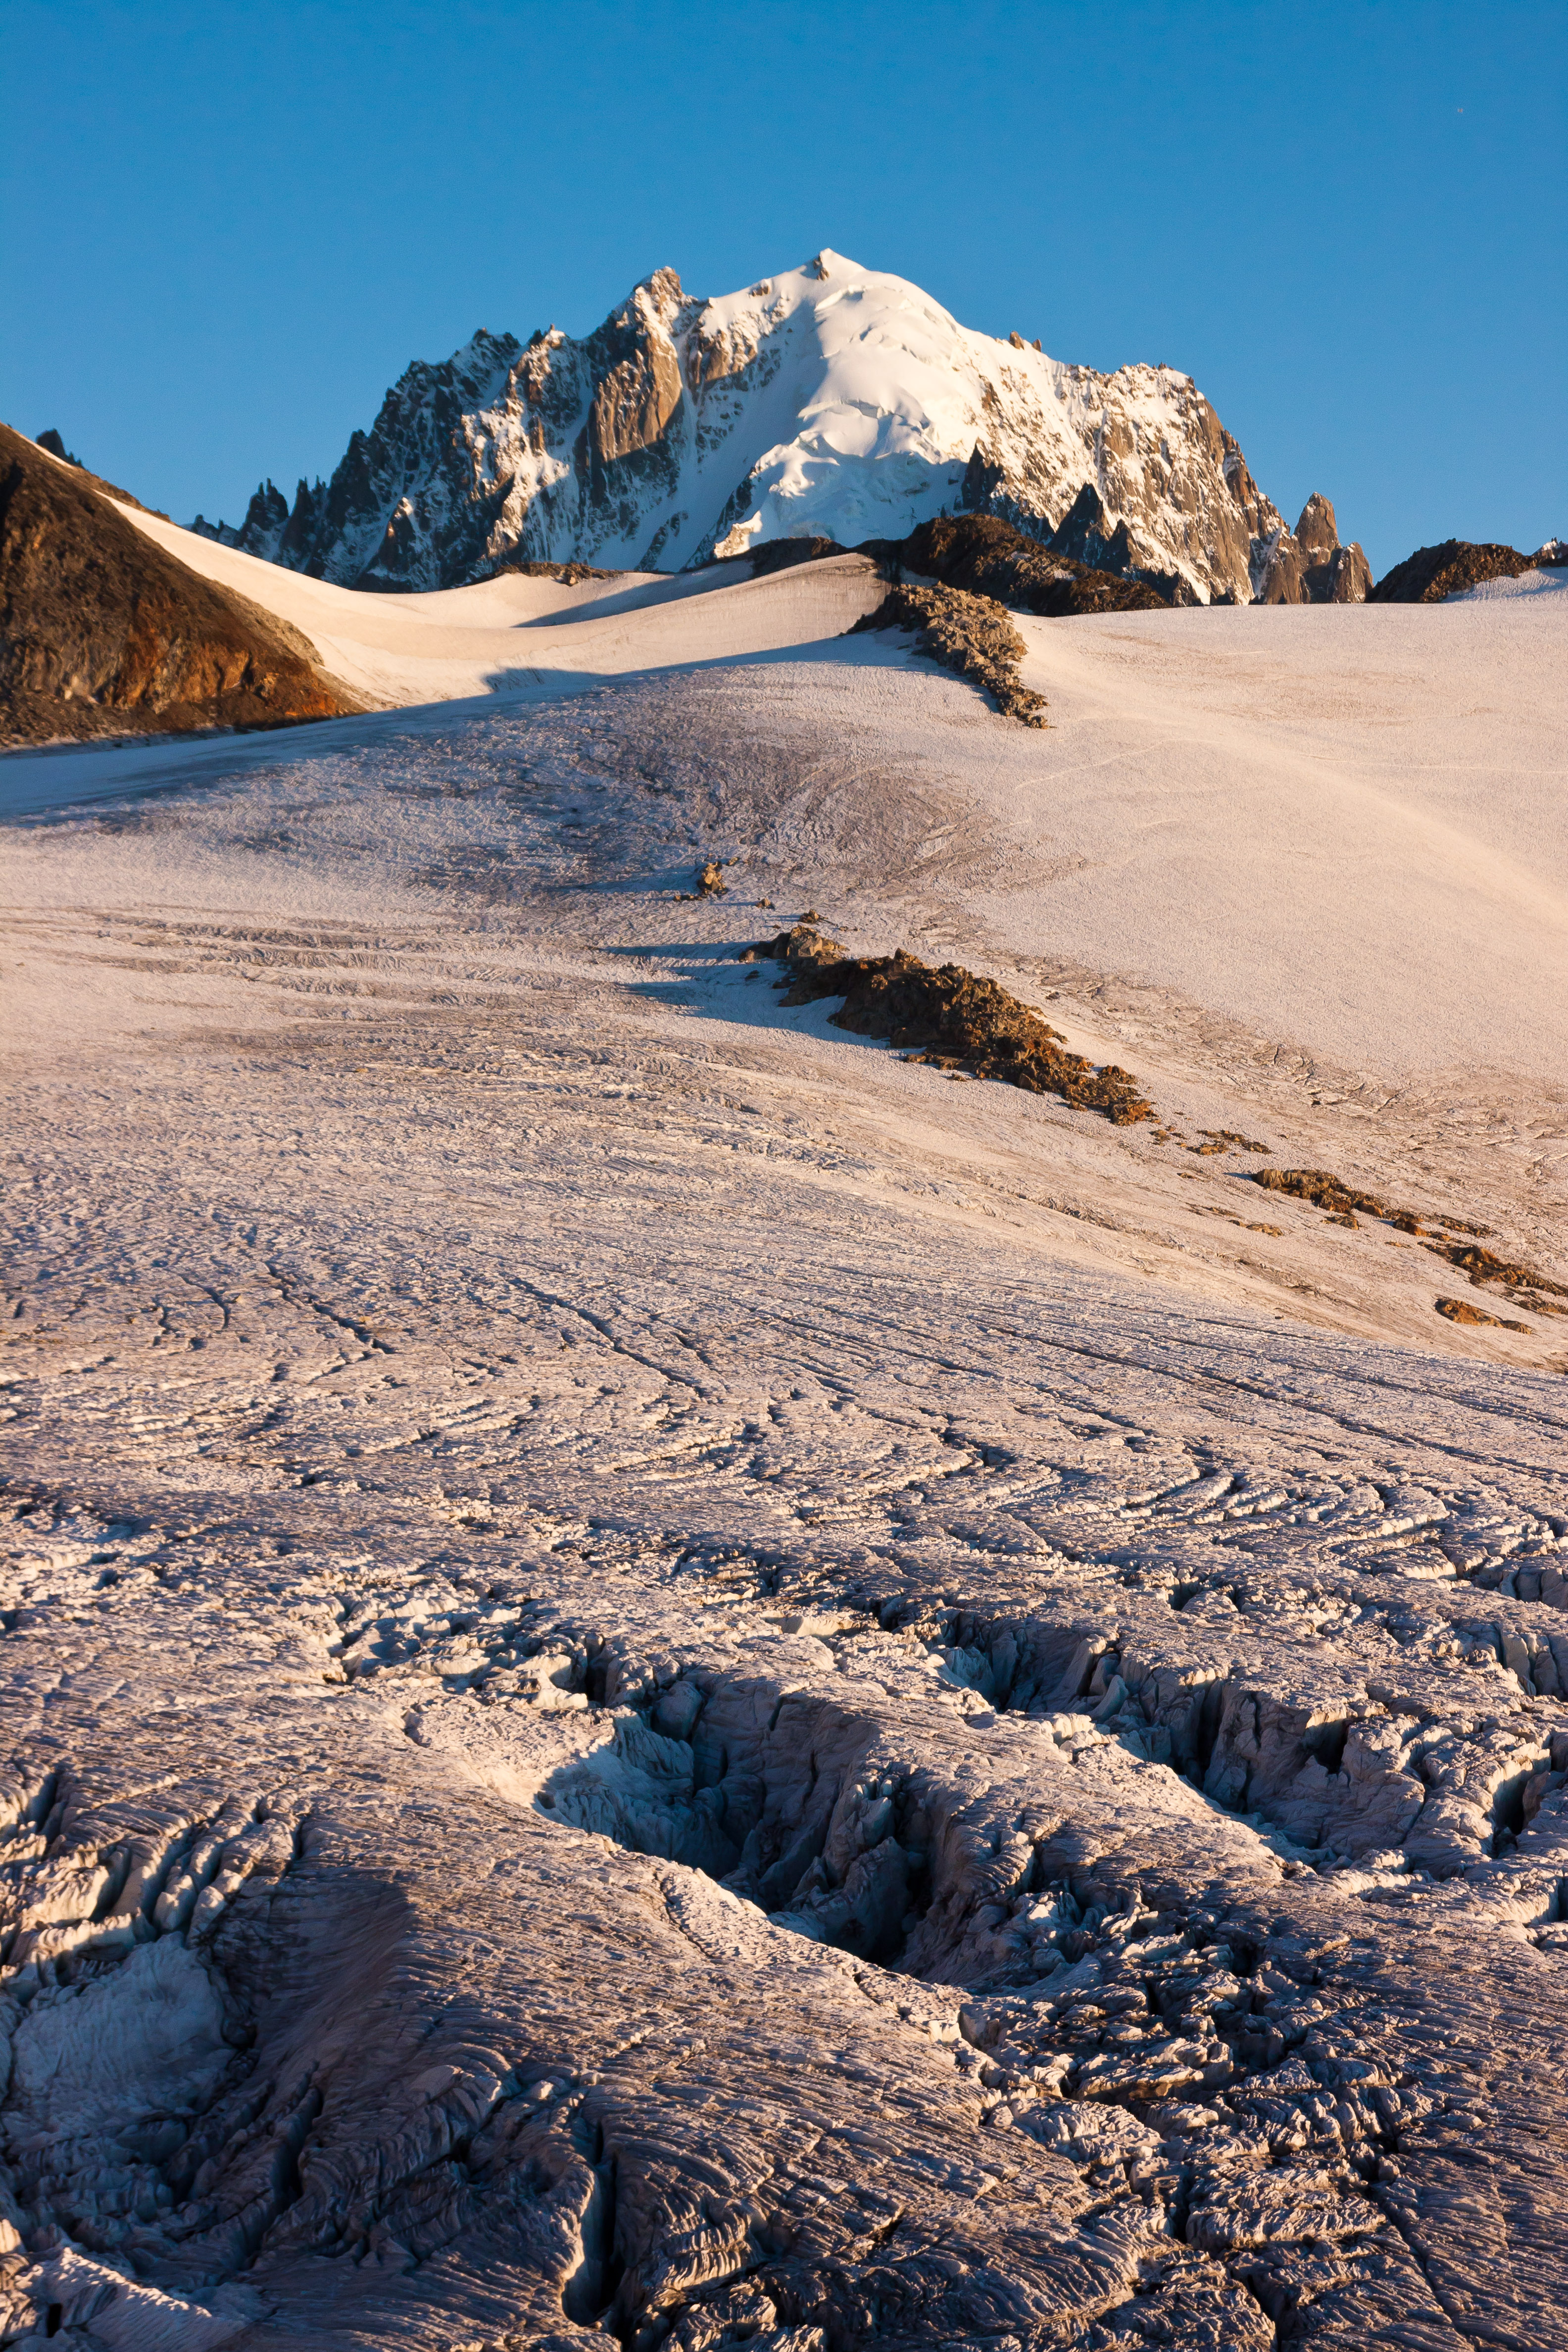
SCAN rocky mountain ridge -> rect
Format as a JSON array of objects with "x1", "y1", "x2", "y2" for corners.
[{"x1": 194, "y1": 251, "x2": 1369, "y2": 607}]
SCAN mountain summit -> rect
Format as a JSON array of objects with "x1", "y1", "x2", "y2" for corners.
[{"x1": 196, "y1": 251, "x2": 1364, "y2": 605}]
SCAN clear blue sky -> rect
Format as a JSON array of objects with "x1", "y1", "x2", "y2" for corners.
[{"x1": 4, "y1": 0, "x2": 1564, "y2": 575}]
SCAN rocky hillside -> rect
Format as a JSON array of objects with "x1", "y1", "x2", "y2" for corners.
[
  {"x1": 1370, "y1": 539, "x2": 1547, "y2": 603},
  {"x1": 194, "y1": 251, "x2": 1367, "y2": 607},
  {"x1": 0, "y1": 426, "x2": 362, "y2": 746},
  {"x1": 893, "y1": 513, "x2": 1171, "y2": 615}
]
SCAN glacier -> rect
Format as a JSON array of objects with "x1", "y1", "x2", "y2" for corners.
[{"x1": 3, "y1": 439, "x2": 1563, "y2": 2351}]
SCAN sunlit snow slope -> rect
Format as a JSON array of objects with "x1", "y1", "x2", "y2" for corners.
[
  {"x1": 119, "y1": 500, "x2": 888, "y2": 710},
  {"x1": 41, "y1": 507, "x2": 1568, "y2": 1106}
]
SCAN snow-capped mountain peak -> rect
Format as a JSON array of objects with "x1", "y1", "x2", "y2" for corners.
[{"x1": 194, "y1": 250, "x2": 1352, "y2": 606}]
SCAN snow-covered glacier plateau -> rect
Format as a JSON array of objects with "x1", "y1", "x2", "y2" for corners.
[
  {"x1": 1, "y1": 523, "x2": 1566, "y2": 2352},
  {"x1": 195, "y1": 250, "x2": 1337, "y2": 605}
]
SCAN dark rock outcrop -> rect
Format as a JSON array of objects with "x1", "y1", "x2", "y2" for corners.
[
  {"x1": 1248, "y1": 1165, "x2": 1568, "y2": 1320},
  {"x1": 749, "y1": 535, "x2": 849, "y2": 576},
  {"x1": 1324, "y1": 541, "x2": 1374, "y2": 600},
  {"x1": 733, "y1": 515, "x2": 1166, "y2": 628},
  {"x1": 896, "y1": 513, "x2": 1168, "y2": 616},
  {"x1": 1255, "y1": 495, "x2": 1372, "y2": 605},
  {"x1": 492, "y1": 557, "x2": 622, "y2": 585},
  {"x1": 739, "y1": 923, "x2": 1152, "y2": 1122},
  {"x1": 0, "y1": 424, "x2": 362, "y2": 745},
  {"x1": 1370, "y1": 539, "x2": 1540, "y2": 603}
]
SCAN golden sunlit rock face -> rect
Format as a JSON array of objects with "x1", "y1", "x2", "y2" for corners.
[{"x1": 0, "y1": 425, "x2": 362, "y2": 745}]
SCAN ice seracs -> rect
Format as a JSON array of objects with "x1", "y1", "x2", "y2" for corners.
[{"x1": 195, "y1": 250, "x2": 1364, "y2": 605}]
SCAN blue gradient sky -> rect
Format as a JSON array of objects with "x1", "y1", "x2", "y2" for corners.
[{"x1": 3, "y1": 0, "x2": 1564, "y2": 574}]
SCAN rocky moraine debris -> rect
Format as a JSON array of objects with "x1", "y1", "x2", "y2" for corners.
[
  {"x1": 1248, "y1": 1166, "x2": 1568, "y2": 1324},
  {"x1": 850, "y1": 581, "x2": 1048, "y2": 726},
  {"x1": 740, "y1": 921, "x2": 1154, "y2": 1122}
]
